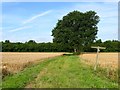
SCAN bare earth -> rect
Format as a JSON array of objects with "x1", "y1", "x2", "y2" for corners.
[
  {"x1": 1, "y1": 52, "x2": 64, "y2": 73},
  {"x1": 80, "y1": 52, "x2": 118, "y2": 70}
]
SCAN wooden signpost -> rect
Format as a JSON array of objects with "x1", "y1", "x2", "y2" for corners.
[{"x1": 91, "y1": 46, "x2": 106, "y2": 71}]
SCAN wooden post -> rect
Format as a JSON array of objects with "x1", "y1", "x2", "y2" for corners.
[{"x1": 91, "y1": 46, "x2": 106, "y2": 71}]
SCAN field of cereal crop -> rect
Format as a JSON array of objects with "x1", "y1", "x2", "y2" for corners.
[
  {"x1": 1, "y1": 52, "x2": 64, "y2": 74},
  {"x1": 80, "y1": 52, "x2": 118, "y2": 69}
]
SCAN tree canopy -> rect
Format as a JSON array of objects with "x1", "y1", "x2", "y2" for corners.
[{"x1": 52, "y1": 10, "x2": 100, "y2": 52}]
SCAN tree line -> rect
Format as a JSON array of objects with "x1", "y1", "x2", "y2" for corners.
[{"x1": 1, "y1": 39, "x2": 119, "y2": 52}]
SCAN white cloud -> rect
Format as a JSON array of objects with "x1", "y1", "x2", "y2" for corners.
[
  {"x1": 9, "y1": 26, "x2": 32, "y2": 32},
  {"x1": 23, "y1": 10, "x2": 52, "y2": 24}
]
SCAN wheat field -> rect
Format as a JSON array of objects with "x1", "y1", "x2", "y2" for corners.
[
  {"x1": 1, "y1": 52, "x2": 64, "y2": 75},
  {"x1": 1, "y1": 52, "x2": 118, "y2": 78},
  {"x1": 80, "y1": 52, "x2": 118, "y2": 70}
]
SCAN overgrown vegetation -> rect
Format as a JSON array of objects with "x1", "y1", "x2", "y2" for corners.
[{"x1": 84, "y1": 63, "x2": 118, "y2": 84}]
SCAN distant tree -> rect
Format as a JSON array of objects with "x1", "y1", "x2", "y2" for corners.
[
  {"x1": 0, "y1": 41, "x2": 2, "y2": 52},
  {"x1": 96, "y1": 39, "x2": 102, "y2": 43},
  {"x1": 27, "y1": 40, "x2": 36, "y2": 44},
  {"x1": 5, "y1": 40, "x2": 10, "y2": 43},
  {"x1": 103, "y1": 40, "x2": 119, "y2": 52},
  {"x1": 52, "y1": 10, "x2": 100, "y2": 53}
]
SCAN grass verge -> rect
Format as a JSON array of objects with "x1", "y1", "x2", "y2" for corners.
[{"x1": 2, "y1": 56, "x2": 60, "y2": 88}]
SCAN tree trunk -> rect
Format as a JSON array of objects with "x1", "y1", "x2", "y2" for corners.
[{"x1": 74, "y1": 48, "x2": 77, "y2": 52}]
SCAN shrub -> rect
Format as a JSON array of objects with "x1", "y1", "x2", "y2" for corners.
[{"x1": 73, "y1": 52, "x2": 81, "y2": 55}]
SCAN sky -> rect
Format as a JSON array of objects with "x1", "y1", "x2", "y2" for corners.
[{"x1": 1, "y1": 2, "x2": 118, "y2": 43}]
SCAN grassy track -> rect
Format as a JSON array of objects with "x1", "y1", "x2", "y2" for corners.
[
  {"x1": 2, "y1": 55, "x2": 118, "y2": 88},
  {"x1": 26, "y1": 55, "x2": 118, "y2": 88},
  {"x1": 2, "y1": 57, "x2": 58, "y2": 88}
]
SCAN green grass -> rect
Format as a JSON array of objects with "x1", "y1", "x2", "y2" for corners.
[
  {"x1": 2, "y1": 56, "x2": 59, "y2": 88},
  {"x1": 26, "y1": 56, "x2": 118, "y2": 88},
  {"x1": 2, "y1": 55, "x2": 118, "y2": 88}
]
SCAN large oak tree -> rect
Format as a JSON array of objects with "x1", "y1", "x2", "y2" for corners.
[{"x1": 52, "y1": 10, "x2": 100, "y2": 52}]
